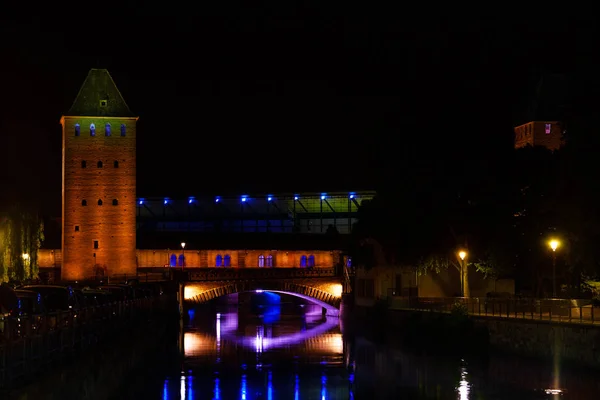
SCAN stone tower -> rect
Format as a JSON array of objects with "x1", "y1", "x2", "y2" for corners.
[{"x1": 60, "y1": 69, "x2": 138, "y2": 281}]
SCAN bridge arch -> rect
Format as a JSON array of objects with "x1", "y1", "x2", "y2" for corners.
[{"x1": 184, "y1": 281, "x2": 342, "y2": 316}]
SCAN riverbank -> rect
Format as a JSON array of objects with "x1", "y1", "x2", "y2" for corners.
[{"x1": 5, "y1": 300, "x2": 179, "y2": 400}]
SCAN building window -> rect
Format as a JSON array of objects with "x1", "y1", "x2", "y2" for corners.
[
  {"x1": 81, "y1": 160, "x2": 87, "y2": 168},
  {"x1": 120, "y1": 124, "x2": 126, "y2": 136},
  {"x1": 114, "y1": 160, "x2": 119, "y2": 168},
  {"x1": 97, "y1": 161, "x2": 103, "y2": 168},
  {"x1": 112, "y1": 199, "x2": 118, "y2": 206},
  {"x1": 93, "y1": 240, "x2": 99, "y2": 249},
  {"x1": 224, "y1": 254, "x2": 231, "y2": 267},
  {"x1": 82, "y1": 200, "x2": 87, "y2": 206},
  {"x1": 545, "y1": 123, "x2": 552, "y2": 134},
  {"x1": 75, "y1": 226, "x2": 80, "y2": 232},
  {"x1": 258, "y1": 255, "x2": 265, "y2": 267},
  {"x1": 105, "y1": 123, "x2": 111, "y2": 136},
  {"x1": 90, "y1": 123, "x2": 96, "y2": 136},
  {"x1": 179, "y1": 254, "x2": 185, "y2": 267},
  {"x1": 75, "y1": 124, "x2": 80, "y2": 136},
  {"x1": 346, "y1": 257, "x2": 352, "y2": 267},
  {"x1": 170, "y1": 254, "x2": 177, "y2": 267},
  {"x1": 307, "y1": 255, "x2": 315, "y2": 268},
  {"x1": 300, "y1": 255, "x2": 307, "y2": 267},
  {"x1": 266, "y1": 255, "x2": 273, "y2": 267},
  {"x1": 100, "y1": 99, "x2": 108, "y2": 107},
  {"x1": 216, "y1": 254, "x2": 223, "y2": 267},
  {"x1": 98, "y1": 199, "x2": 103, "y2": 206}
]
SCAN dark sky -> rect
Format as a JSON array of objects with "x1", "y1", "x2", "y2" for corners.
[{"x1": 0, "y1": 5, "x2": 595, "y2": 216}]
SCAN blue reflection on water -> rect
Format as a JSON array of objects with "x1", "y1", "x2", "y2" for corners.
[
  {"x1": 268, "y1": 370, "x2": 273, "y2": 400},
  {"x1": 163, "y1": 379, "x2": 168, "y2": 400},
  {"x1": 213, "y1": 377, "x2": 220, "y2": 400},
  {"x1": 241, "y1": 374, "x2": 247, "y2": 400},
  {"x1": 321, "y1": 371, "x2": 327, "y2": 400},
  {"x1": 187, "y1": 375, "x2": 193, "y2": 399},
  {"x1": 294, "y1": 374, "x2": 300, "y2": 400},
  {"x1": 263, "y1": 305, "x2": 281, "y2": 324}
]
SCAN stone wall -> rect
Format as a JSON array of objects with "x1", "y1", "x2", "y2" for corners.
[
  {"x1": 61, "y1": 116, "x2": 138, "y2": 281},
  {"x1": 481, "y1": 317, "x2": 600, "y2": 368}
]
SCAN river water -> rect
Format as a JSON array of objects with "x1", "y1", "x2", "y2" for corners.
[{"x1": 115, "y1": 294, "x2": 600, "y2": 399}]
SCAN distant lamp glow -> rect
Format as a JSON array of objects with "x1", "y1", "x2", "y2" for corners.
[
  {"x1": 164, "y1": 198, "x2": 169, "y2": 205},
  {"x1": 215, "y1": 197, "x2": 220, "y2": 203},
  {"x1": 267, "y1": 196, "x2": 272, "y2": 202},
  {"x1": 294, "y1": 196, "x2": 299, "y2": 200},
  {"x1": 458, "y1": 250, "x2": 467, "y2": 261},
  {"x1": 255, "y1": 289, "x2": 263, "y2": 293},
  {"x1": 241, "y1": 196, "x2": 247, "y2": 202},
  {"x1": 139, "y1": 200, "x2": 144, "y2": 205},
  {"x1": 188, "y1": 197, "x2": 194, "y2": 204},
  {"x1": 22, "y1": 253, "x2": 30, "y2": 260},
  {"x1": 549, "y1": 239, "x2": 560, "y2": 252},
  {"x1": 321, "y1": 195, "x2": 326, "y2": 200},
  {"x1": 181, "y1": 242, "x2": 186, "y2": 249},
  {"x1": 349, "y1": 194, "x2": 354, "y2": 199}
]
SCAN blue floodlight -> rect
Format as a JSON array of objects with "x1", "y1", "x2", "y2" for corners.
[
  {"x1": 139, "y1": 199, "x2": 144, "y2": 205},
  {"x1": 215, "y1": 197, "x2": 220, "y2": 203},
  {"x1": 267, "y1": 196, "x2": 273, "y2": 202},
  {"x1": 188, "y1": 197, "x2": 195, "y2": 204},
  {"x1": 164, "y1": 198, "x2": 169, "y2": 205},
  {"x1": 241, "y1": 196, "x2": 247, "y2": 202}
]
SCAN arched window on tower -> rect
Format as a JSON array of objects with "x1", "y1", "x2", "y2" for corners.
[
  {"x1": 81, "y1": 160, "x2": 87, "y2": 168},
  {"x1": 98, "y1": 199, "x2": 103, "y2": 206},
  {"x1": 120, "y1": 124, "x2": 126, "y2": 136},
  {"x1": 90, "y1": 123, "x2": 96, "y2": 136},
  {"x1": 105, "y1": 123, "x2": 111, "y2": 136},
  {"x1": 75, "y1": 123, "x2": 80, "y2": 136},
  {"x1": 112, "y1": 199, "x2": 118, "y2": 206},
  {"x1": 258, "y1": 255, "x2": 265, "y2": 268},
  {"x1": 224, "y1": 254, "x2": 231, "y2": 267},
  {"x1": 215, "y1": 254, "x2": 223, "y2": 267},
  {"x1": 82, "y1": 200, "x2": 87, "y2": 206},
  {"x1": 300, "y1": 255, "x2": 307, "y2": 268},
  {"x1": 170, "y1": 254, "x2": 177, "y2": 267},
  {"x1": 266, "y1": 255, "x2": 273, "y2": 268},
  {"x1": 307, "y1": 255, "x2": 315, "y2": 268},
  {"x1": 97, "y1": 161, "x2": 103, "y2": 168},
  {"x1": 179, "y1": 254, "x2": 185, "y2": 267}
]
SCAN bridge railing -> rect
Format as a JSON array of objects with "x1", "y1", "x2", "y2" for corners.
[
  {"x1": 389, "y1": 295, "x2": 600, "y2": 325},
  {"x1": 0, "y1": 293, "x2": 174, "y2": 388},
  {"x1": 188, "y1": 267, "x2": 337, "y2": 281}
]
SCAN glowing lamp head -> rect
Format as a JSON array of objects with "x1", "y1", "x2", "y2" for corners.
[
  {"x1": 241, "y1": 196, "x2": 247, "y2": 202},
  {"x1": 181, "y1": 242, "x2": 186, "y2": 249},
  {"x1": 22, "y1": 253, "x2": 29, "y2": 260},
  {"x1": 458, "y1": 250, "x2": 467, "y2": 261},
  {"x1": 267, "y1": 196, "x2": 272, "y2": 202},
  {"x1": 349, "y1": 194, "x2": 354, "y2": 199},
  {"x1": 294, "y1": 196, "x2": 299, "y2": 200},
  {"x1": 139, "y1": 199, "x2": 144, "y2": 205},
  {"x1": 164, "y1": 199, "x2": 168, "y2": 205},
  {"x1": 321, "y1": 195, "x2": 326, "y2": 200},
  {"x1": 188, "y1": 198, "x2": 194, "y2": 204},
  {"x1": 215, "y1": 197, "x2": 220, "y2": 203},
  {"x1": 549, "y1": 239, "x2": 560, "y2": 252}
]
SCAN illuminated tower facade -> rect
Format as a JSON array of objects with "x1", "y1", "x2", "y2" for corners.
[
  {"x1": 61, "y1": 69, "x2": 138, "y2": 281},
  {"x1": 514, "y1": 121, "x2": 563, "y2": 151}
]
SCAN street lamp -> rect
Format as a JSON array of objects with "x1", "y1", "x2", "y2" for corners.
[
  {"x1": 22, "y1": 253, "x2": 30, "y2": 261},
  {"x1": 181, "y1": 242, "x2": 186, "y2": 270},
  {"x1": 548, "y1": 239, "x2": 560, "y2": 298},
  {"x1": 458, "y1": 250, "x2": 467, "y2": 297}
]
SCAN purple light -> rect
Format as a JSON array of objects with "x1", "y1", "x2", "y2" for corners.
[{"x1": 545, "y1": 123, "x2": 551, "y2": 134}]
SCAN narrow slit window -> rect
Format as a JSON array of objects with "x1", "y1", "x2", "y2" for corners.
[
  {"x1": 112, "y1": 199, "x2": 118, "y2": 206},
  {"x1": 97, "y1": 161, "x2": 103, "y2": 168},
  {"x1": 82, "y1": 200, "x2": 87, "y2": 206},
  {"x1": 105, "y1": 123, "x2": 111, "y2": 136},
  {"x1": 114, "y1": 160, "x2": 119, "y2": 168},
  {"x1": 90, "y1": 123, "x2": 96, "y2": 136},
  {"x1": 75, "y1": 226, "x2": 80, "y2": 232},
  {"x1": 98, "y1": 199, "x2": 103, "y2": 206},
  {"x1": 93, "y1": 240, "x2": 99, "y2": 249},
  {"x1": 81, "y1": 160, "x2": 87, "y2": 168},
  {"x1": 75, "y1": 124, "x2": 80, "y2": 136},
  {"x1": 120, "y1": 124, "x2": 126, "y2": 136}
]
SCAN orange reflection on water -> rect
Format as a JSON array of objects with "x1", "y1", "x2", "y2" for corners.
[{"x1": 184, "y1": 332, "x2": 216, "y2": 357}]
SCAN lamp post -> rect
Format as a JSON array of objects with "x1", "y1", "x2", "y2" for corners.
[
  {"x1": 181, "y1": 242, "x2": 186, "y2": 271},
  {"x1": 458, "y1": 250, "x2": 467, "y2": 297},
  {"x1": 549, "y1": 239, "x2": 560, "y2": 298}
]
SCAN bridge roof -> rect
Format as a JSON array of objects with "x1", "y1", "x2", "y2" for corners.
[{"x1": 137, "y1": 232, "x2": 349, "y2": 251}]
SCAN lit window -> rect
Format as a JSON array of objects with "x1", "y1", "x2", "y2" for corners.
[
  {"x1": 90, "y1": 123, "x2": 96, "y2": 136},
  {"x1": 105, "y1": 123, "x2": 111, "y2": 136},
  {"x1": 224, "y1": 254, "x2": 231, "y2": 267},
  {"x1": 258, "y1": 255, "x2": 265, "y2": 268},
  {"x1": 75, "y1": 123, "x2": 80, "y2": 136},
  {"x1": 266, "y1": 255, "x2": 273, "y2": 267},
  {"x1": 545, "y1": 123, "x2": 551, "y2": 134},
  {"x1": 216, "y1": 254, "x2": 223, "y2": 267},
  {"x1": 300, "y1": 255, "x2": 307, "y2": 267},
  {"x1": 307, "y1": 255, "x2": 315, "y2": 268}
]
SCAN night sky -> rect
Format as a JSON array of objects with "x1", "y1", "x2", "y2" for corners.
[{"x1": 0, "y1": 5, "x2": 595, "y2": 216}]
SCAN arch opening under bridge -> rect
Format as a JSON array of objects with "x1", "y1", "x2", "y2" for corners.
[{"x1": 183, "y1": 281, "x2": 343, "y2": 316}]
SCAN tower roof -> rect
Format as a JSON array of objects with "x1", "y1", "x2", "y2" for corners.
[{"x1": 65, "y1": 69, "x2": 136, "y2": 117}]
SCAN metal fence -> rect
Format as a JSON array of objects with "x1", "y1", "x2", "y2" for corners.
[
  {"x1": 0, "y1": 294, "x2": 173, "y2": 388},
  {"x1": 188, "y1": 267, "x2": 337, "y2": 281},
  {"x1": 388, "y1": 296, "x2": 600, "y2": 325}
]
